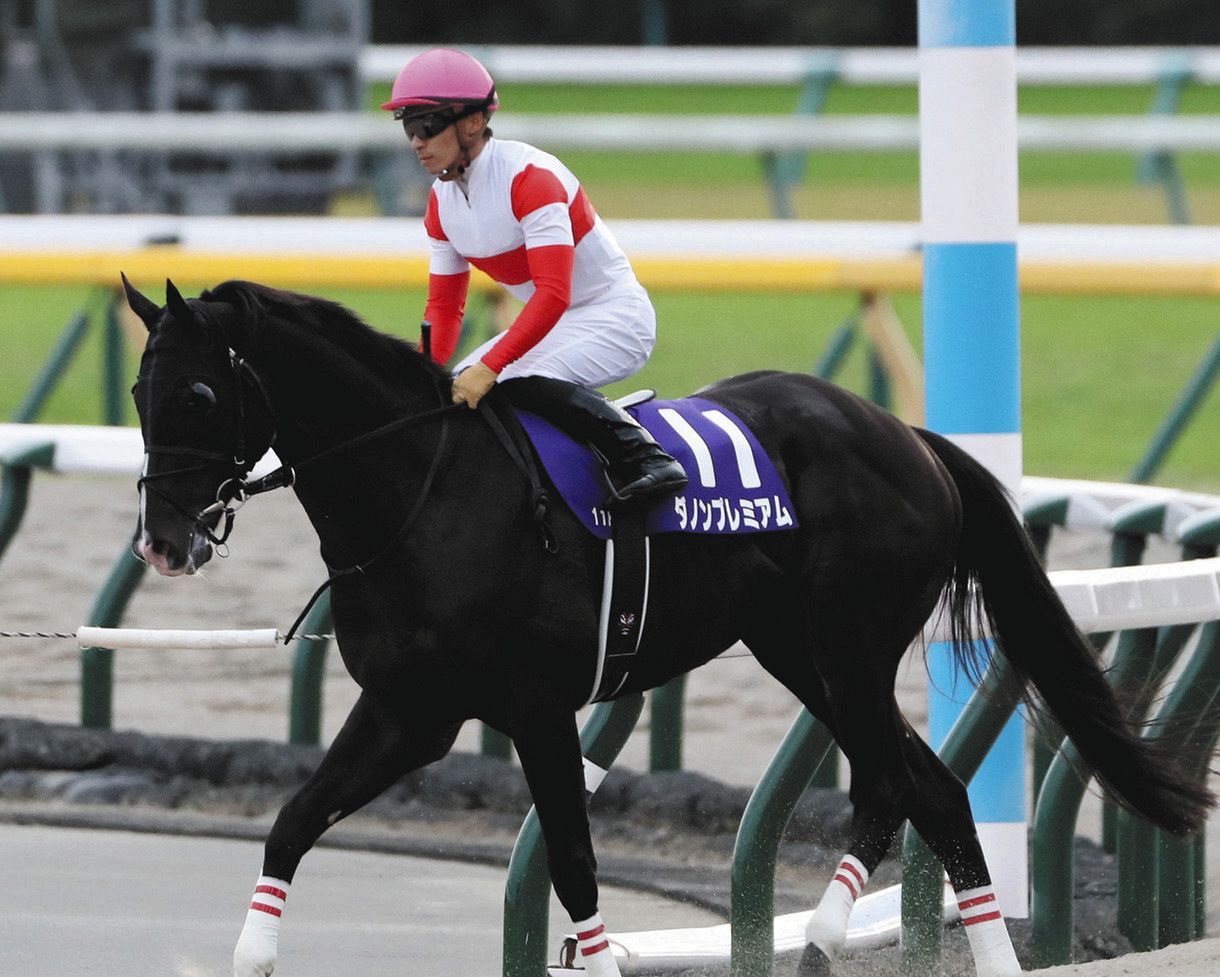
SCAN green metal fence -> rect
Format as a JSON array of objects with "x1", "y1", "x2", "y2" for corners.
[
  {"x1": 1024, "y1": 506, "x2": 1220, "y2": 968},
  {"x1": 494, "y1": 495, "x2": 1220, "y2": 977}
]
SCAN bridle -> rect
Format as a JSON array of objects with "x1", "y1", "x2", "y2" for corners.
[{"x1": 137, "y1": 352, "x2": 276, "y2": 555}]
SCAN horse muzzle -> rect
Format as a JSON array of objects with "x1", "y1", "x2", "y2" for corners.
[{"x1": 132, "y1": 528, "x2": 213, "y2": 576}]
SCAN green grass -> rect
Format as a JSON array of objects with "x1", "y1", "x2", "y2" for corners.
[
  {"x1": 5, "y1": 285, "x2": 1217, "y2": 492},
  {"x1": 369, "y1": 81, "x2": 1220, "y2": 117}
]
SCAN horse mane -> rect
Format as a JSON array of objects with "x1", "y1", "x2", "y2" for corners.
[{"x1": 200, "y1": 279, "x2": 451, "y2": 393}]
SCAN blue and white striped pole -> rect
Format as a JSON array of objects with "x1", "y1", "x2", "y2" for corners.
[{"x1": 919, "y1": 0, "x2": 1027, "y2": 917}]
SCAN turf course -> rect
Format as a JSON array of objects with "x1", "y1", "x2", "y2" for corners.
[{"x1": 3, "y1": 283, "x2": 1216, "y2": 491}]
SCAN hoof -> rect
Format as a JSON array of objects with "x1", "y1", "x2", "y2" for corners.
[{"x1": 796, "y1": 942, "x2": 834, "y2": 977}]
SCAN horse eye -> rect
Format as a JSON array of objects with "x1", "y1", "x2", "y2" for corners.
[
  {"x1": 186, "y1": 378, "x2": 218, "y2": 414},
  {"x1": 189, "y1": 382, "x2": 217, "y2": 408}
]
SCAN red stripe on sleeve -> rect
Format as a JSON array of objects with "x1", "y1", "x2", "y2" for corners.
[
  {"x1": 581, "y1": 940, "x2": 611, "y2": 956},
  {"x1": 511, "y1": 164, "x2": 569, "y2": 221},
  {"x1": 424, "y1": 190, "x2": 447, "y2": 241},
  {"x1": 480, "y1": 244, "x2": 573, "y2": 373},
  {"x1": 424, "y1": 271, "x2": 469, "y2": 364},
  {"x1": 962, "y1": 910, "x2": 1003, "y2": 926},
  {"x1": 576, "y1": 924, "x2": 606, "y2": 941},
  {"x1": 254, "y1": 885, "x2": 287, "y2": 901},
  {"x1": 958, "y1": 893, "x2": 997, "y2": 911}
]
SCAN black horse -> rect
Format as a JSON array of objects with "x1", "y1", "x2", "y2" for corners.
[{"x1": 123, "y1": 277, "x2": 1210, "y2": 977}]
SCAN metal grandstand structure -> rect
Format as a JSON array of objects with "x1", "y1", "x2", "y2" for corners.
[{"x1": 0, "y1": 0, "x2": 430, "y2": 215}]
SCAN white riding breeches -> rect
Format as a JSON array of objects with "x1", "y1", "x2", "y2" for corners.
[{"x1": 455, "y1": 280, "x2": 656, "y2": 389}]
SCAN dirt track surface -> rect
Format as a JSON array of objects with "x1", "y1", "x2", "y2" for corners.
[{"x1": 1, "y1": 472, "x2": 1218, "y2": 977}]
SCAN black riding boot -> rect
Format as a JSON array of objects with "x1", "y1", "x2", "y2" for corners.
[{"x1": 501, "y1": 376, "x2": 688, "y2": 505}]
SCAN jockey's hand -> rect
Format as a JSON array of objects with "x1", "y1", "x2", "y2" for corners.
[{"x1": 452, "y1": 362, "x2": 499, "y2": 409}]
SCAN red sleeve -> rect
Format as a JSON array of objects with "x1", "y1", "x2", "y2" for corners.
[
  {"x1": 423, "y1": 271, "x2": 469, "y2": 364},
  {"x1": 480, "y1": 244, "x2": 573, "y2": 373}
]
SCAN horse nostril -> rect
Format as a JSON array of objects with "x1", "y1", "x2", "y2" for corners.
[{"x1": 152, "y1": 539, "x2": 171, "y2": 556}]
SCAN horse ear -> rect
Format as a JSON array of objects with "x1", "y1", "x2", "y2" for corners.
[
  {"x1": 121, "y1": 272, "x2": 161, "y2": 330},
  {"x1": 165, "y1": 279, "x2": 193, "y2": 325}
]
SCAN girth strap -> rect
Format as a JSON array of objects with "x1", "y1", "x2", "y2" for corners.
[{"x1": 590, "y1": 508, "x2": 650, "y2": 703}]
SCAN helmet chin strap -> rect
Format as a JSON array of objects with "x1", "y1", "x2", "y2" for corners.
[
  {"x1": 439, "y1": 144, "x2": 472, "y2": 180},
  {"x1": 439, "y1": 114, "x2": 479, "y2": 181}
]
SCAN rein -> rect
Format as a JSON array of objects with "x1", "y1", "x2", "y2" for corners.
[
  {"x1": 281, "y1": 395, "x2": 459, "y2": 642},
  {"x1": 277, "y1": 392, "x2": 559, "y2": 643},
  {"x1": 245, "y1": 399, "x2": 465, "y2": 501}
]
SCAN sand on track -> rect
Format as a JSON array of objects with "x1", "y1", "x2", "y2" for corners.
[{"x1": 0, "y1": 471, "x2": 1217, "y2": 976}]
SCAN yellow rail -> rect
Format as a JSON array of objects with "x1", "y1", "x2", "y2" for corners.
[{"x1": 2, "y1": 249, "x2": 1220, "y2": 297}]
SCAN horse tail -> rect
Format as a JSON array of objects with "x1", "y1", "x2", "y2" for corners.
[{"x1": 915, "y1": 427, "x2": 1213, "y2": 836}]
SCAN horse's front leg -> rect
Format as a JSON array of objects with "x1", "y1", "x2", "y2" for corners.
[
  {"x1": 233, "y1": 692, "x2": 460, "y2": 977},
  {"x1": 506, "y1": 685, "x2": 621, "y2": 977}
]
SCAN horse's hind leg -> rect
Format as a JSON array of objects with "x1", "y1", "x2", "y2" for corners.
[
  {"x1": 742, "y1": 590, "x2": 910, "y2": 972},
  {"x1": 896, "y1": 733, "x2": 1022, "y2": 977},
  {"x1": 232, "y1": 692, "x2": 461, "y2": 977},
  {"x1": 801, "y1": 710, "x2": 1021, "y2": 977},
  {"x1": 745, "y1": 580, "x2": 1020, "y2": 977}
]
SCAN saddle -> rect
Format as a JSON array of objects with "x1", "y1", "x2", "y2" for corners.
[
  {"x1": 494, "y1": 390, "x2": 799, "y2": 704},
  {"x1": 517, "y1": 392, "x2": 797, "y2": 540}
]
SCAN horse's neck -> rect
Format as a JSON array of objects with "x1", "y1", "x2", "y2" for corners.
[
  {"x1": 257, "y1": 324, "x2": 441, "y2": 466},
  {"x1": 254, "y1": 327, "x2": 450, "y2": 566}
]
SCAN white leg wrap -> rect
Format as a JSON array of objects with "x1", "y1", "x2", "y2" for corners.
[
  {"x1": 572, "y1": 912, "x2": 621, "y2": 977},
  {"x1": 804, "y1": 854, "x2": 869, "y2": 958},
  {"x1": 957, "y1": 885, "x2": 1021, "y2": 977},
  {"x1": 233, "y1": 875, "x2": 290, "y2": 977}
]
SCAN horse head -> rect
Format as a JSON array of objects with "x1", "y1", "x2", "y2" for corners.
[{"x1": 123, "y1": 275, "x2": 276, "y2": 576}]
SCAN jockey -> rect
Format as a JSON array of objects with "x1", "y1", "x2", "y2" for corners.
[{"x1": 383, "y1": 47, "x2": 687, "y2": 506}]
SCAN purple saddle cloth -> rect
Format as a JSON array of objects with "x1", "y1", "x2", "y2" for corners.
[{"x1": 516, "y1": 396, "x2": 798, "y2": 541}]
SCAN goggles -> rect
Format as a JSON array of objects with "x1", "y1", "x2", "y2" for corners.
[{"x1": 399, "y1": 110, "x2": 456, "y2": 141}]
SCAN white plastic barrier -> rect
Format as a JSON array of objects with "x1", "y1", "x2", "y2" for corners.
[
  {"x1": 1023, "y1": 475, "x2": 1220, "y2": 514},
  {"x1": 6, "y1": 425, "x2": 1219, "y2": 505},
  {"x1": 5, "y1": 215, "x2": 1220, "y2": 265},
  {"x1": 74, "y1": 627, "x2": 281, "y2": 650},
  {"x1": 0, "y1": 423, "x2": 144, "y2": 475},
  {"x1": 3, "y1": 112, "x2": 1220, "y2": 155},
  {"x1": 555, "y1": 883, "x2": 958, "y2": 976},
  {"x1": 1023, "y1": 476, "x2": 1220, "y2": 537},
  {"x1": 360, "y1": 46, "x2": 1220, "y2": 87},
  {"x1": 1051, "y1": 557, "x2": 1220, "y2": 634},
  {"x1": 0, "y1": 423, "x2": 280, "y2": 478}
]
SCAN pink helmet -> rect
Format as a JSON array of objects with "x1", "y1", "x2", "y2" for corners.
[{"x1": 380, "y1": 48, "x2": 499, "y2": 118}]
